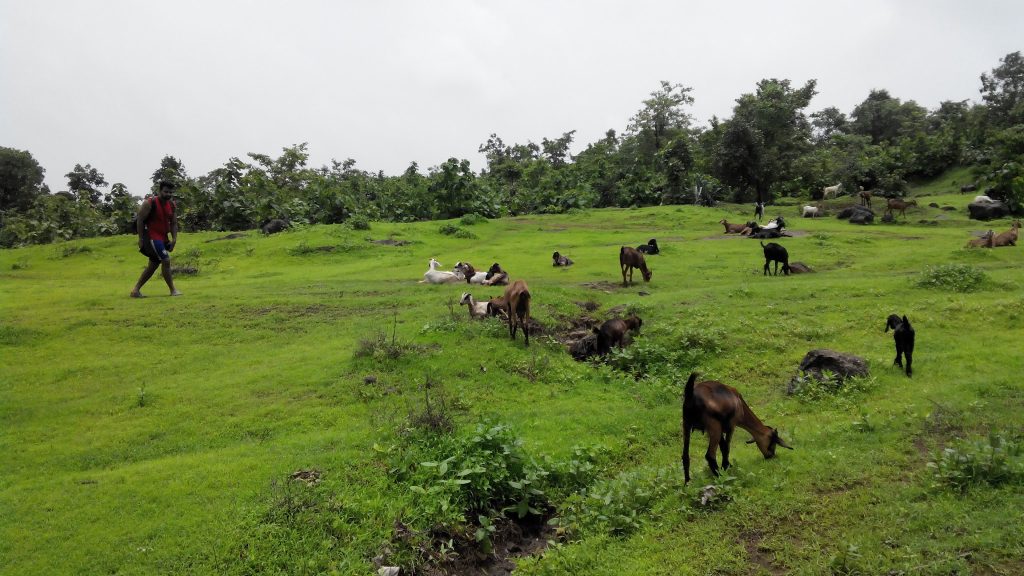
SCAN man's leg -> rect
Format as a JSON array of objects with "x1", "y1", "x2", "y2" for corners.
[
  {"x1": 131, "y1": 260, "x2": 160, "y2": 297},
  {"x1": 160, "y1": 259, "x2": 180, "y2": 296}
]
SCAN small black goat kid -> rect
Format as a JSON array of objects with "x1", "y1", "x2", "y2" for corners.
[
  {"x1": 681, "y1": 373, "x2": 791, "y2": 483},
  {"x1": 885, "y1": 314, "x2": 915, "y2": 377},
  {"x1": 760, "y1": 241, "x2": 791, "y2": 276},
  {"x1": 552, "y1": 251, "x2": 574, "y2": 266}
]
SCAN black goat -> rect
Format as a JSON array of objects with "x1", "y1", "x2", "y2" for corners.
[
  {"x1": 636, "y1": 239, "x2": 660, "y2": 255},
  {"x1": 885, "y1": 315, "x2": 915, "y2": 377},
  {"x1": 761, "y1": 241, "x2": 790, "y2": 276},
  {"x1": 754, "y1": 201, "x2": 764, "y2": 221},
  {"x1": 552, "y1": 251, "x2": 574, "y2": 266}
]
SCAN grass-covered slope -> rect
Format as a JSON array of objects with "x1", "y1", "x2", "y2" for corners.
[{"x1": 1, "y1": 190, "x2": 1022, "y2": 575}]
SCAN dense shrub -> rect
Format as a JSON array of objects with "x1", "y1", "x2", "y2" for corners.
[
  {"x1": 915, "y1": 264, "x2": 987, "y2": 292},
  {"x1": 347, "y1": 214, "x2": 371, "y2": 230}
]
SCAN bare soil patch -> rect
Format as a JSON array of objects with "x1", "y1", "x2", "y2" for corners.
[
  {"x1": 205, "y1": 233, "x2": 247, "y2": 242},
  {"x1": 739, "y1": 529, "x2": 786, "y2": 575},
  {"x1": 371, "y1": 238, "x2": 412, "y2": 246}
]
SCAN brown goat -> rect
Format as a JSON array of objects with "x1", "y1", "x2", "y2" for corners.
[
  {"x1": 502, "y1": 280, "x2": 531, "y2": 346},
  {"x1": 619, "y1": 246, "x2": 652, "y2": 286},
  {"x1": 719, "y1": 219, "x2": 747, "y2": 234},
  {"x1": 885, "y1": 198, "x2": 917, "y2": 219},
  {"x1": 486, "y1": 296, "x2": 508, "y2": 319},
  {"x1": 594, "y1": 315, "x2": 643, "y2": 356},
  {"x1": 966, "y1": 230, "x2": 995, "y2": 248},
  {"x1": 681, "y1": 373, "x2": 791, "y2": 483},
  {"x1": 992, "y1": 220, "x2": 1021, "y2": 247},
  {"x1": 859, "y1": 189, "x2": 873, "y2": 207}
]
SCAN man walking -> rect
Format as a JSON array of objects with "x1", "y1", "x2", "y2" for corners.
[{"x1": 130, "y1": 181, "x2": 182, "y2": 298}]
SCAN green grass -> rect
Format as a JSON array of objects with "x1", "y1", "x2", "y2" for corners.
[{"x1": 2, "y1": 187, "x2": 1023, "y2": 575}]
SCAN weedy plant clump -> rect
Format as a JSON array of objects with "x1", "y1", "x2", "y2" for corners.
[
  {"x1": 438, "y1": 223, "x2": 477, "y2": 239},
  {"x1": 915, "y1": 263, "x2": 987, "y2": 293},
  {"x1": 928, "y1": 433, "x2": 1024, "y2": 493}
]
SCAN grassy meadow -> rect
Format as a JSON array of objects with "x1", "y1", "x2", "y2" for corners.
[{"x1": 2, "y1": 177, "x2": 1023, "y2": 575}]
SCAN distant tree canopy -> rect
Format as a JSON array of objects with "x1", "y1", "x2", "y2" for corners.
[{"x1": 2, "y1": 51, "x2": 1023, "y2": 248}]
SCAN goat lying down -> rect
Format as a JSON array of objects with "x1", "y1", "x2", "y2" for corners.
[
  {"x1": 420, "y1": 258, "x2": 464, "y2": 284},
  {"x1": 681, "y1": 373, "x2": 791, "y2": 483}
]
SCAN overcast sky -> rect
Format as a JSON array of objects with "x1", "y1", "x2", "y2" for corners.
[{"x1": 1, "y1": 0, "x2": 1021, "y2": 197}]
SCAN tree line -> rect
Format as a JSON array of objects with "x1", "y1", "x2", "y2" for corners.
[{"x1": 2, "y1": 51, "x2": 1022, "y2": 248}]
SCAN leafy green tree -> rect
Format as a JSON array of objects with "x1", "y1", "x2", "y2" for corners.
[
  {"x1": 101, "y1": 183, "x2": 140, "y2": 234},
  {"x1": 849, "y1": 90, "x2": 927, "y2": 145},
  {"x1": 980, "y1": 51, "x2": 1024, "y2": 128},
  {"x1": 151, "y1": 156, "x2": 188, "y2": 189},
  {"x1": 0, "y1": 147, "x2": 47, "y2": 212},
  {"x1": 711, "y1": 79, "x2": 817, "y2": 202},
  {"x1": 810, "y1": 107, "x2": 849, "y2": 143},
  {"x1": 429, "y1": 158, "x2": 479, "y2": 218},
  {"x1": 65, "y1": 163, "x2": 108, "y2": 204}
]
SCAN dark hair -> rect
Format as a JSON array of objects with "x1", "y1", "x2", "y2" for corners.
[{"x1": 159, "y1": 181, "x2": 177, "y2": 191}]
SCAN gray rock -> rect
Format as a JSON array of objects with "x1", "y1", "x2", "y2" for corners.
[
  {"x1": 261, "y1": 218, "x2": 290, "y2": 234},
  {"x1": 798, "y1": 349, "x2": 868, "y2": 381},
  {"x1": 968, "y1": 201, "x2": 1009, "y2": 221}
]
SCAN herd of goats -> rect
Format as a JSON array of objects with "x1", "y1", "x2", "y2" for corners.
[{"x1": 414, "y1": 199, "x2": 1017, "y2": 481}]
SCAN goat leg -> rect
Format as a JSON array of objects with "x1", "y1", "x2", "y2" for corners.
[
  {"x1": 721, "y1": 429, "x2": 733, "y2": 472},
  {"x1": 682, "y1": 426, "x2": 692, "y2": 483}
]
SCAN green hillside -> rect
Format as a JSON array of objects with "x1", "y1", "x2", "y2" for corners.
[{"x1": 2, "y1": 189, "x2": 1022, "y2": 575}]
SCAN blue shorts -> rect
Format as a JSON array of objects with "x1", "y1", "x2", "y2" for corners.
[{"x1": 142, "y1": 239, "x2": 171, "y2": 263}]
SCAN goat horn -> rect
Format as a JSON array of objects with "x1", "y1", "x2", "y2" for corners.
[{"x1": 745, "y1": 438, "x2": 756, "y2": 444}]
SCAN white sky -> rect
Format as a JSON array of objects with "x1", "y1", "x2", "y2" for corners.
[{"x1": 1, "y1": 0, "x2": 1021, "y2": 197}]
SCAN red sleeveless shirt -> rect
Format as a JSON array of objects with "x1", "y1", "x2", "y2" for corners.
[{"x1": 145, "y1": 196, "x2": 175, "y2": 241}]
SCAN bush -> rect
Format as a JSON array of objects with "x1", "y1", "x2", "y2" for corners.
[
  {"x1": 928, "y1": 433, "x2": 1024, "y2": 493},
  {"x1": 915, "y1": 264, "x2": 987, "y2": 293},
  {"x1": 607, "y1": 325, "x2": 724, "y2": 379},
  {"x1": 347, "y1": 214, "x2": 371, "y2": 230},
  {"x1": 437, "y1": 223, "x2": 477, "y2": 239},
  {"x1": 459, "y1": 213, "x2": 488, "y2": 225},
  {"x1": 555, "y1": 466, "x2": 682, "y2": 536}
]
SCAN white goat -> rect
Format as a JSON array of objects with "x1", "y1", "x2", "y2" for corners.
[
  {"x1": 459, "y1": 292, "x2": 489, "y2": 319},
  {"x1": 420, "y1": 258, "x2": 464, "y2": 284},
  {"x1": 822, "y1": 183, "x2": 842, "y2": 199},
  {"x1": 802, "y1": 205, "x2": 820, "y2": 218},
  {"x1": 973, "y1": 195, "x2": 996, "y2": 204}
]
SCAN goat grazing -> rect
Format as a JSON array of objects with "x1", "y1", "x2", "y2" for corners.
[
  {"x1": 885, "y1": 198, "x2": 917, "y2": 219},
  {"x1": 966, "y1": 230, "x2": 994, "y2": 248},
  {"x1": 802, "y1": 205, "x2": 821, "y2": 218},
  {"x1": 885, "y1": 314, "x2": 915, "y2": 377},
  {"x1": 760, "y1": 241, "x2": 790, "y2": 276},
  {"x1": 503, "y1": 280, "x2": 531, "y2": 347},
  {"x1": 681, "y1": 372, "x2": 791, "y2": 483},
  {"x1": 421, "y1": 258, "x2": 464, "y2": 284},
  {"x1": 720, "y1": 219, "x2": 748, "y2": 234},
  {"x1": 459, "y1": 292, "x2": 490, "y2": 319},
  {"x1": 619, "y1": 246, "x2": 653, "y2": 286},
  {"x1": 594, "y1": 316, "x2": 643, "y2": 356},
  {"x1": 822, "y1": 182, "x2": 843, "y2": 200},
  {"x1": 992, "y1": 220, "x2": 1021, "y2": 247},
  {"x1": 754, "y1": 201, "x2": 765, "y2": 221},
  {"x1": 637, "y1": 239, "x2": 660, "y2": 254},
  {"x1": 483, "y1": 262, "x2": 509, "y2": 286},
  {"x1": 552, "y1": 251, "x2": 574, "y2": 266}
]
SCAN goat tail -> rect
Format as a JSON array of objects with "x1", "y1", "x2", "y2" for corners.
[
  {"x1": 517, "y1": 289, "x2": 531, "y2": 317},
  {"x1": 760, "y1": 241, "x2": 766, "y2": 248},
  {"x1": 684, "y1": 372, "x2": 698, "y2": 404}
]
